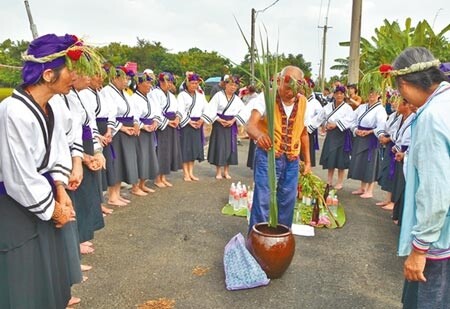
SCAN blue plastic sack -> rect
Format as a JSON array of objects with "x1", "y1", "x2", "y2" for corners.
[{"x1": 223, "y1": 233, "x2": 270, "y2": 290}]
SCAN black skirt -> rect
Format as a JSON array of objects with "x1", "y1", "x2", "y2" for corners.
[
  {"x1": 348, "y1": 135, "x2": 380, "y2": 182},
  {"x1": 180, "y1": 125, "x2": 204, "y2": 163},
  {"x1": 319, "y1": 128, "x2": 350, "y2": 170},
  {"x1": 156, "y1": 126, "x2": 182, "y2": 175},
  {"x1": 207, "y1": 122, "x2": 238, "y2": 166},
  {"x1": 137, "y1": 131, "x2": 159, "y2": 179},
  {"x1": 377, "y1": 143, "x2": 395, "y2": 192},
  {"x1": 0, "y1": 195, "x2": 71, "y2": 309},
  {"x1": 69, "y1": 138, "x2": 104, "y2": 243},
  {"x1": 110, "y1": 125, "x2": 139, "y2": 184}
]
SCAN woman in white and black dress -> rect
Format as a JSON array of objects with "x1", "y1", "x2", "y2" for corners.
[
  {"x1": 376, "y1": 94, "x2": 402, "y2": 209},
  {"x1": 178, "y1": 72, "x2": 207, "y2": 181},
  {"x1": 348, "y1": 89, "x2": 387, "y2": 198},
  {"x1": 102, "y1": 66, "x2": 140, "y2": 206},
  {"x1": 130, "y1": 72, "x2": 161, "y2": 194},
  {"x1": 308, "y1": 86, "x2": 355, "y2": 189},
  {"x1": 150, "y1": 72, "x2": 183, "y2": 188},
  {"x1": 203, "y1": 75, "x2": 246, "y2": 179},
  {"x1": 390, "y1": 99, "x2": 415, "y2": 224},
  {"x1": 79, "y1": 73, "x2": 115, "y2": 215},
  {"x1": 0, "y1": 33, "x2": 85, "y2": 309},
  {"x1": 304, "y1": 78, "x2": 324, "y2": 167},
  {"x1": 66, "y1": 73, "x2": 107, "y2": 250}
]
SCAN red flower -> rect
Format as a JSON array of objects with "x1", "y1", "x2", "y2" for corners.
[
  {"x1": 284, "y1": 75, "x2": 291, "y2": 83},
  {"x1": 67, "y1": 49, "x2": 83, "y2": 61},
  {"x1": 379, "y1": 64, "x2": 393, "y2": 77}
]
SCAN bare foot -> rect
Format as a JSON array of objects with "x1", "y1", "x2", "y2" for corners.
[
  {"x1": 82, "y1": 275, "x2": 88, "y2": 283},
  {"x1": 376, "y1": 201, "x2": 389, "y2": 206},
  {"x1": 224, "y1": 174, "x2": 232, "y2": 179},
  {"x1": 215, "y1": 175, "x2": 223, "y2": 180},
  {"x1": 108, "y1": 199, "x2": 127, "y2": 207},
  {"x1": 81, "y1": 264, "x2": 92, "y2": 272},
  {"x1": 162, "y1": 180, "x2": 173, "y2": 187},
  {"x1": 184, "y1": 176, "x2": 192, "y2": 182},
  {"x1": 382, "y1": 202, "x2": 395, "y2": 210},
  {"x1": 80, "y1": 244, "x2": 94, "y2": 255},
  {"x1": 140, "y1": 185, "x2": 155, "y2": 193},
  {"x1": 154, "y1": 181, "x2": 167, "y2": 188},
  {"x1": 190, "y1": 175, "x2": 199, "y2": 181},
  {"x1": 131, "y1": 188, "x2": 148, "y2": 196},
  {"x1": 393, "y1": 220, "x2": 399, "y2": 225},
  {"x1": 352, "y1": 190, "x2": 365, "y2": 195},
  {"x1": 81, "y1": 241, "x2": 93, "y2": 247},
  {"x1": 360, "y1": 193, "x2": 373, "y2": 199},
  {"x1": 119, "y1": 196, "x2": 131, "y2": 203},
  {"x1": 102, "y1": 205, "x2": 114, "y2": 214},
  {"x1": 334, "y1": 184, "x2": 343, "y2": 190},
  {"x1": 68, "y1": 296, "x2": 81, "y2": 306}
]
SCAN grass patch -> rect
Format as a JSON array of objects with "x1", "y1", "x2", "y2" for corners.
[{"x1": 0, "y1": 88, "x2": 13, "y2": 102}]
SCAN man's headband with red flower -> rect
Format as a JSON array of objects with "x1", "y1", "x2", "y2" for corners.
[
  {"x1": 379, "y1": 60, "x2": 441, "y2": 77},
  {"x1": 21, "y1": 33, "x2": 104, "y2": 86}
]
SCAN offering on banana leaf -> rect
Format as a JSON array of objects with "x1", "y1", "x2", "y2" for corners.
[{"x1": 295, "y1": 169, "x2": 346, "y2": 229}]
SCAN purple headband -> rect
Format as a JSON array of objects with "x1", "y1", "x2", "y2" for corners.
[
  {"x1": 334, "y1": 85, "x2": 346, "y2": 93},
  {"x1": 158, "y1": 72, "x2": 174, "y2": 82},
  {"x1": 137, "y1": 72, "x2": 153, "y2": 83},
  {"x1": 22, "y1": 34, "x2": 78, "y2": 86},
  {"x1": 440, "y1": 63, "x2": 450, "y2": 81},
  {"x1": 187, "y1": 73, "x2": 200, "y2": 82}
]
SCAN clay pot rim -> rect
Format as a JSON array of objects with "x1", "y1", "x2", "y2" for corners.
[{"x1": 251, "y1": 222, "x2": 292, "y2": 237}]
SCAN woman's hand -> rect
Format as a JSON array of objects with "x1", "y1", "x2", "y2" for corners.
[
  {"x1": 120, "y1": 126, "x2": 134, "y2": 136},
  {"x1": 67, "y1": 157, "x2": 83, "y2": 191}
]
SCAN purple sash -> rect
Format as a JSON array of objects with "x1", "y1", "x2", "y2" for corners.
[
  {"x1": 217, "y1": 113, "x2": 237, "y2": 153},
  {"x1": 344, "y1": 129, "x2": 352, "y2": 153},
  {"x1": 358, "y1": 125, "x2": 378, "y2": 161},
  {"x1": 387, "y1": 142, "x2": 396, "y2": 180},
  {"x1": 116, "y1": 116, "x2": 134, "y2": 126},
  {"x1": 312, "y1": 129, "x2": 319, "y2": 150},
  {"x1": 0, "y1": 172, "x2": 54, "y2": 196},
  {"x1": 164, "y1": 112, "x2": 176, "y2": 121},
  {"x1": 191, "y1": 117, "x2": 205, "y2": 146},
  {"x1": 140, "y1": 118, "x2": 154, "y2": 125},
  {"x1": 82, "y1": 125, "x2": 93, "y2": 141}
]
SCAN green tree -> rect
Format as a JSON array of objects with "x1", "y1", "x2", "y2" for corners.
[
  {"x1": 332, "y1": 18, "x2": 450, "y2": 95},
  {"x1": 0, "y1": 39, "x2": 29, "y2": 87}
]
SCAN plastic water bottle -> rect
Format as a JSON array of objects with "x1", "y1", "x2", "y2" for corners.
[
  {"x1": 229, "y1": 183, "x2": 236, "y2": 205},
  {"x1": 233, "y1": 183, "x2": 241, "y2": 211},
  {"x1": 247, "y1": 186, "x2": 253, "y2": 223}
]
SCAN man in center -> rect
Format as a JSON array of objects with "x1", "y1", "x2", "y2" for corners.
[{"x1": 246, "y1": 65, "x2": 311, "y2": 229}]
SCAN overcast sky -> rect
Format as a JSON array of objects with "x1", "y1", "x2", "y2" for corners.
[{"x1": 1, "y1": 0, "x2": 449, "y2": 78}]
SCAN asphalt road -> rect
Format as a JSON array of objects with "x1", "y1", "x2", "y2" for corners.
[{"x1": 73, "y1": 137, "x2": 405, "y2": 309}]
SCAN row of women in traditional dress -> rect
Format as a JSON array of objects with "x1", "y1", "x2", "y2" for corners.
[
  {"x1": 0, "y1": 34, "x2": 105, "y2": 309},
  {"x1": 307, "y1": 86, "x2": 412, "y2": 213}
]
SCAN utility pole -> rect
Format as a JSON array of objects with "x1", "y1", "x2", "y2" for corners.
[
  {"x1": 249, "y1": 0, "x2": 280, "y2": 85},
  {"x1": 348, "y1": 0, "x2": 362, "y2": 84},
  {"x1": 318, "y1": 0, "x2": 332, "y2": 92},
  {"x1": 250, "y1": 8, "x2": 256, "y2": 85},
  {"x1": 24, "y1": 0, "x2": 38, "y2": 39}
]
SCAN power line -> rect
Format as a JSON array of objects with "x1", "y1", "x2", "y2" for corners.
[{"x1": 256, "y1": 0, "x2": 280, "y2": 15}]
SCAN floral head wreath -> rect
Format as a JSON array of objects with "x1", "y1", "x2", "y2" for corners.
[
  {"x1": 379, "y1": 60, "x2": 441, "y2": 77},
  {"x1": 21, "y1": 34, "x2": 104, "y2": 82},
  {"x1": 187, "y1": 73, "x2": 201, "y2": 82},
  {"x1": 282, "y1": 74, "x2": 308, "y2": 96},
  {"x1": 223, "y1": 74, "x2": 241, "y2": 85},
  {"x1": 137, "y1": 72, "x2": 154, "y2": 84}
]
